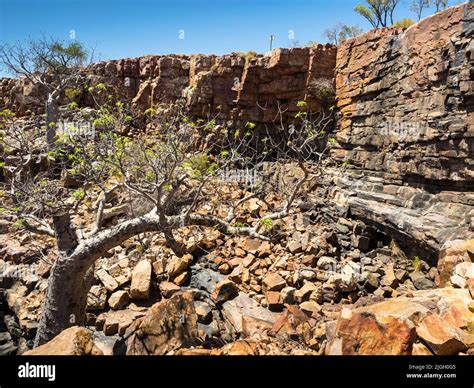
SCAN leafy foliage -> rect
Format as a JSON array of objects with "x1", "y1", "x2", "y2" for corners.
[
  {"x1": 394, "y1": 18, "x2": 416, "y2": 29},
  {"x1": 355, "y1": 0, "x2": 399, "y2": 28}
]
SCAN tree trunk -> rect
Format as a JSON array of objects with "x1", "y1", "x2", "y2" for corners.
[
  {"x1": 45, "y1": 93, "x2": 59, "y2": 148},
  {"x1": 34, "y1": 211, "x2": 163, "y2": 346},
  {"x1": 33, "y1": 250, "x2": 93, "y2": 346}
]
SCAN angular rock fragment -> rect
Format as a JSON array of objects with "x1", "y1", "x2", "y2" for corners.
[
  {"x1": 125, "y1": 292, "x2": 198, "y2": 355},
  {"x1": 24, "y1": 327, "x2": 103, "y2": 356},
  {"x1": 130, "y1": 260, "x2": 152, "y2": 300}
]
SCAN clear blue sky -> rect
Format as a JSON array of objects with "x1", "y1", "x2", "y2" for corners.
[{"x1": 0, "y1": 0, "x2": 463, "y2": 61}]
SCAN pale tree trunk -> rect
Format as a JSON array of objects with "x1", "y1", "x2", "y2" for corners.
[
  {"x1": 34, "y1": 211, "x2": 163, "y2": 346},
  {"x1": 45, "y1": 93, "x2": 59, "y2": 148}
]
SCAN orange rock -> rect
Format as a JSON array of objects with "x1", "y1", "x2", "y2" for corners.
[
  {"x1": 210, "y1": 279, "x2": 238, "y2": 303},
  {"x1": 272, "y1": 305, "x2": 309, "y2": 335},
  {"x1": 242, "y1": 316, "x2": 273, "y2": 338},
  {"x1": 326, "y1": 312, "x2": 416, "y2": 355},
  {"x1": 24, "y1": 327, "x2": 102, "y2": 356},
  {"x1": 262, "y1": 273, "x2": 286, "y2": 292},
  {"x1": 416, "y1": 314, "x2": 467, "y2": 355},
  {"x1": 265, "y1": 291, "x2": 283, "y2": 311},
  {"x1": 218, "y1": 340, "x2": 258, "y2": 355},
  {"x1": 437, "y1": 240, "x2": 474, "y2": 287},
  {"x1": 125, "y1": 292, "x2": 198, "y2": 355},
  {"x1": 412, "y1": 342, "x2": 433, "y2": 356}
]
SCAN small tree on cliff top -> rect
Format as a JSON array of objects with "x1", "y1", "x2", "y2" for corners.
[
  {"x1": 0, "y1": 37, "x2": 89, "y2": 147},
  {"x1": 355, "y1": 0, "x2": 400, "y2": 28},
  {"x1": 0, "y1": 91, "x2": 333, "y2": 345},
  {"x1": 433, "y1": 0, "x2": 448, "y2": 13},
  {"x1": 410, "y1": 0, "x2": 431, "y2": 21},
  {"x1": 325, "y1": 24, "x2": 364, "y2": 45}
]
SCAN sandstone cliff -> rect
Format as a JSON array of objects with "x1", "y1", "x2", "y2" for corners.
[{"x1": 328, "y1": 2, "x2": 473, "y2": 258}]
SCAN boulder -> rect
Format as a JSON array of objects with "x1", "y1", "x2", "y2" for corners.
[
  {"x1": 265, "y1": 291, "x2": 283, "y2": 311},
  {"x1": 96, "y1": 310, "x2": 145, "y2": 336},
  {"x1": 125, "y1": 292, "x2": 198, "y2": 355},
  {"x1": 242, "y1": 316, "x2": 274, "y2": 338},
  {"x1": 173, "y1": 271, "x2": 189, "y2": 286},
  {"x1": 24, "y1": 327, "x2": 103, "y2": 355},
  {"x1": 108, "y1": 290, "x2": 130, "y2": 310},
  {"x1": 451, "y1": 262, "x2": 474, "y2": 289},
  {"x1": 159, "y1": 281, "x2": 181, "y2": 298},
  {"x1": 412, "y1": 342, "x2": 433, "y2": 356},
  {"x1": 416, "y1": 313, "x2": 467, "y2": 355},
  {"x1": 326, "y1": 288, "x2": 474, "y2": 355},
  {"x1": 216, "y1": 340, "x2": 258, "y2": 355},
  {"x1": 86, "y1": 285, "x2": 107, "y2": 311},
  {"x1": 437, "y1": 240, "x2": 474, "y2": 287},
  {"x1": 262, "y1": 273, "x2": 286, "y2": 292},
  {"x1": 272, "y1": 305, "x2": 310, "y2": 336},
  {"x1": 211, "y1": 279, "x2": 238, "y2": 303},
  {"x1": 410, "y1": 272, "x2": 435, "y2": 290},
  {"x1": 96, "y1": 268, "x2": 119, "y2": 292},
  {"x1": 299, "y1": 301, "x2": 322, "y2": 318},
  {"x1": 222, "y1": 292, "x2": 276, "y2": 334},
  {"x1": 166, "y1": 254, "x2": 193, "y2": 278},
  {"x1": 130, "y1": 260, "x2": 152, "y2": 300},
  {"x1": 326, "y1": 310, "x2": 416, "y2": 355},
  {"x1": 194, "y1": 301, "x2": 212, "y2": 323}
]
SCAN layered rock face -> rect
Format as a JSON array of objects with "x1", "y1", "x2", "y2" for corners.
[
  {"x1": 328, "y1": 3, "x2": 474, "y2": 258},
  {"x1": 88, "y1": 46, "x2": 336, "y2": 125},
  {"x1": 0, "y1": 46, "x2": 337, "y2": 127}
]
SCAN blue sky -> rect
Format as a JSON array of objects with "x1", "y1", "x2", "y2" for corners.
[{"x1": 0, "y1": 0, "x2": 464, "y2": 62}]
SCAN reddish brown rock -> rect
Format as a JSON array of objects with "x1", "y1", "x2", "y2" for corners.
[
  {"x1": 242, "y1": 316, "x2": 274, "y2": 338},
  {"x1": 130, "y1": 260, "x2": 151, "y2": 300},
  {"x1": 265, "y1": 291, "x2": 283, "y2": 311},
  {"x1": 165, "y1": 254, "x2": 193, "y2": 278},
  {"x1": 272, "y1": 305, "x2": 310, "y2": 336},
  {"x1": 416, "y1": 313, "x2": 467, "y2": 355},
  {"x1": 159, "y1": 281, "x2": 180, "y2": 298},
  {"x1": 211, "y1": 279, "x2": 239, "y2": 303},
  {"x1": 125, "y1": 292, "x2": 198, "y2": 355},
  {"x1": 326, "y1": 310, "x2": 416, "y2": 355},
  {"x1": 108, "y1": 290, "x2": 130, "y2": 310},
  {"x1": 262, "y1": 273, "x2": 286, "y2": 292},
  {"x1": 24, "y1": 327, "x2": 102, "y2": 356},
  {"x1": 96, "y1": 310, "x2": 145, "y2": 336},
  {"x1": 412, "y1": 342, "x2": 433, "y2": 356},
  {"x1": 215, "y1": 340, "x2": 258, "y2": 356},
  {"x1": 437, "y1": 240, "x2": 474, "y2": 287}
]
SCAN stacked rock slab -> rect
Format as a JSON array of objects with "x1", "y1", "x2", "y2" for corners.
[
  {"x1": 328, "y1": 3, "x2": 474, "y2": 258},
  {"x1": 0, "y1": 46, "x2": 337, "y2": 128}
]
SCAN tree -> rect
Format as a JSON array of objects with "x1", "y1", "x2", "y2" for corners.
[
  {"x1": 355, "y1": 0, "x2": 400, "y2": 28},
  {"x1": 410, "y1": 0, "x2": 432, "y2": 21},
  {"x1": 324, "y1": 23, "x2": 364, "y2": 45},
  {"x1": 0, "y1": 92, "x2": 334, "y2": 345},
  {"x1": 0, "y1": 37, "x2": 89, "y2": 147},
  {"x1": 325, "y1": 24, "x2": 344, "y2": 45},
  {"x1": 433, "y1": 0, "x2": 448, "y2": 12},
  {"x1": 340, "y1": 25, "x2": 365, "y2": 41}
]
